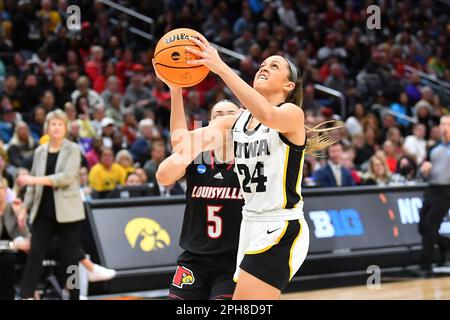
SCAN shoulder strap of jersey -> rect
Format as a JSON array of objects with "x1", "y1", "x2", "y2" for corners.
[{"x1": 231, "y1": 109, "x2": 247, "y2": 131}]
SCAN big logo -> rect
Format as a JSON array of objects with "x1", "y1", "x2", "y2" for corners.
[
  {"x1": 124, "y1": 218, "x2": 171, "y2": 252},
  {"x1": 309, "y1": 209, "x2": 364, "y2": 239}
]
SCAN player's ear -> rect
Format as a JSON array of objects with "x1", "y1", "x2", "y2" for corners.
[
  {"x1": 284, "y1": 81, "x2": 295, "y2": 91},
  {"x1": 283, "y1": 81, "x2": 295, "y2": 98}
]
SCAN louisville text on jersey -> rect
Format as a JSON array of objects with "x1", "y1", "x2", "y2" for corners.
[{"x1": 191, "y1": 186, "x2": 244, "y2": 200}]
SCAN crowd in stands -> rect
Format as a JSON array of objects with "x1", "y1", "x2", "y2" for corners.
[{"x1": 0, "y1": 0, "x2": 448, "y2": 199}]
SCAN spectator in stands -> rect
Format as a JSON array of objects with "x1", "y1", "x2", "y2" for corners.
[
  {"x1": 112, "y1": 131, "x2": 126, "y2": 155},
  {"x1": 185, "y1": 90, "x2": 208, "y2": 128},
  {"x1": 356, "y1": 51, "x2": 386, "y2": 103},
  {"x1": 363, "y1": 155, "x2": 391, "y2": 186},
  {"x1": 404, "y1": 73, "x2": 422, "y2": 105},
  {"x1": 413, "y1": 87, "x2": 433, "y2": 117},
  {"x1": 428, "y1": 125, "x2": 442, "y2": 149},
  {"x1": 84, "y1": 46, "x2": 104, "y2": 88},
  {"x1": 121, "y1": 109, "x2": 138, "y2": 146},
  {"x1": 0, "y1": 148, "x2": 14, "y2": 188},
  {"x1": 134, "y1": 167, "x2": 160, "y2": 196},
  {"x1": 105, "y1": 93, "x2": 124, "y2": 128},
  {"x1": 317, "y1": 33, "x2": 347, "y2": 62},
  {"x1": 28, "y1": 106, "x2": 46, "y2": 141},
  {"x1": 130, "y1": 118, "x2": 158, "y2": 167},
  {"x1": 276, "y1": 0, "x2": 298, "y2": 32},
  {"x1": 79, "y1": 166, "x2": 92, "y2": 202},
  {"x1": 233, "y1": 7, "x2": 254, "y2": 38},
  {"x1": 341, "y1": 149, "x2": 362, "y2": 185},
  {"x1": 90, "y1": 104, "x2": 106, "y2": 137},
  {"x1": 2, "y1": 74, "x2": 22, "y2": 111},
  {"x1": 36, "y1": 90, "x2": 56, "y2": 114},
  {"x1": 116, "y1": 149, "x2": 135, "y2": 176},
  {"x1": 415, "y1": 103, "x2": 436, "y2": 137},
  {"x1": 386, "y1": 126, "x2": 404, "y2": 155},
  {"x1": 71, "y1": 76, "x2": 104, "y2": 109},
  {"x1": 7, "y1": 121, "x2": 36, "y2": 168},
  {"x1": 124, "y1": 172, "x2": 142, "y2": 186},
  {"x1": 18, "y1": 73, "x2": 42, "y2": 116},
  {"x1": 302, "y1": 84, "x2": 321, "y2": 116},
  {"x1": 0, "y1": 98, "x2": 18, "y2": 144},
  {"x1": 159, "y1": 181, "x2": 185, "y2": 197},
  {"x1": 114, "y1": 48, "x2": 134, "y2": 87},
  {"x1": 345, "y1": 102, "x2": 365, "y2": 136},
  {"x1": 382, "y1": 140, "x2": 398, "y2": 173},
  {"x1": 63, "y1": 102, "x2": 77, "y2": 122},
  {"x1": 233, "y1": 29, "x2": 255, "y2": 55},
  {"x1": 99, "y1": 117, "x2": 115, "y2": 149},
  {"x1": 314, "y1": 142, "x2": 356, "y2": 187},
  {"x1": 390, "y1": 92, "x2": 412, "y2": 128},
  {"x1": 85, "y1": 138, "x2": 102, "y2": 170},
  {"x1": 101, "y1": 76, "x2": 122, "y2": 109},
  {"x1": 143, "y1": 140, "x2": 166, "y2": 186},
  {"x1": 324, "y1": 63, "x2": 348, "y2": 94},
  {"x1": 403, "y1": 123, "x2": 427, "y2": 164},
  {"x1": 88, "y1": 147, "x2": 126, "y2": 198},
  {"x1": 390, "y1": 155, "x2": 419, "y2": 185},
  {"x1": 202, "y1": 5, "x2": 228, "y2": 39},
  {"x1": 123, "y1": 64, "x2": 154, "y2": 112},
  {"x1": 51, "y1": 73, "x2": 72, "y2": 110},
  {"x1": 38, "y1": 0, "x2": 61, "y2": 33},
  {"x1": 0, "y1": 180, "x2": 30, "y2": 300}
]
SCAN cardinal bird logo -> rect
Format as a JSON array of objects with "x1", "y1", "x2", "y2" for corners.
[
  {"x1": 172, "y1": 266, "x2": 195, "y2": 288},
  {"x1": 124, "y1": 218, "x2": 171, "y2": 252}
]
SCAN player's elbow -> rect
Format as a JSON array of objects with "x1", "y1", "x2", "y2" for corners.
[{"x1": 155, "y1": 168, "x2": 174, "y2": 187}]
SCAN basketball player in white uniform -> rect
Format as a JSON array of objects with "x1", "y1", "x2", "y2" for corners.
[{"x1": 155, "y1": 34, "x2": 338, "y2": 299}]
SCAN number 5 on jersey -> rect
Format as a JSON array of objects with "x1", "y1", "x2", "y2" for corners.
[{"x1": 206, "y1": 205, "x2": 223, "y2": 239}]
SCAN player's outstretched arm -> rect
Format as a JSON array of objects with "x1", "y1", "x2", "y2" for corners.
[
  {"x1": 177, "y1": 114, "x2": 236, "y2": 164},
  {"x1": 156, "y1": 153, "x2": 188, "y2": 186},
  {"x1": 156, "y1": 114, "x2": 237, "y2": 185},
  {"x1": 152, "y1": 59, "x2": 187, "y2": 149},
  {"x1": 186, "y1": 35, "x2": 303, "y2": 134}
]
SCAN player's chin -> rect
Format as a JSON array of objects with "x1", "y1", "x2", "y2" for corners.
[{"x1": 253, "y1": 79, "x2": 268, "y2": 91}]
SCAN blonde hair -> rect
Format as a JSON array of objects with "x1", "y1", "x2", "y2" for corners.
[
  {"x1": 304, "y1": 120, "x2": 344, "y2": 156},
  {"x1": 367, "y1": 154, "x2": 391, "y2": 182},
  {"x1": 115, "y1": 149, "x2": 133, "y2": 163},
  {"x1": 44, "y1": 109, "x2": 70, "y2": 137},
  {"x1": 280, "y1": 56, "x2": 343, "y2": 156}
]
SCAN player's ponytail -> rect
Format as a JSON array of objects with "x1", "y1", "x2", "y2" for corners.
[{"x1": 284, "y1": 57, "x2": 343, "y2": 156}]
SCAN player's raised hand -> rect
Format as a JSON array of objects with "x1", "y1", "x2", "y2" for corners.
[
  {"x1": 152, "y1": 58, "x2": 180, "y2": 90},
  {"x1": 186, "y1": 34, "x2": 226, "y2": 75}
]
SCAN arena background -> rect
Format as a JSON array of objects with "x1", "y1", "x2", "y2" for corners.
[{"x1": 0, "y1": 0, "x2": 449, "y2": 300}]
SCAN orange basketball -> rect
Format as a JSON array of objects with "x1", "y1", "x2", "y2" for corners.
[{"x1": 154, "y1": 28, "x2": 209, "y2": 88}]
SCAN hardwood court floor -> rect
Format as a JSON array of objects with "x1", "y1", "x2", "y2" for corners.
[{"x1": 282, "y1": 276, "x2": 450, "y2": 300}]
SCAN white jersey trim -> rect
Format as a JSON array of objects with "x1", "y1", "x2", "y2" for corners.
[{"x1": 242, "y1": 205, "x2": 305, "y2": 222}]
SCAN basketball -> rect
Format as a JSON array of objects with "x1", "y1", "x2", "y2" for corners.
[{"x1": 154, "y1": 28, "x2": 209, "y2": 88}]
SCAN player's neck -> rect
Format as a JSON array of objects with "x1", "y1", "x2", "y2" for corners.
[{"x1": 262, "y1": 91, "x2": 286, "y2": 106}]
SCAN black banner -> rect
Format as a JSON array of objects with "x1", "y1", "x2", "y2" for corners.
[{"x1": 87, "y1": 185, "x2": 450, "y2": 270}]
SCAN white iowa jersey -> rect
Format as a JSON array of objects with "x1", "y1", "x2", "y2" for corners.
[{"x1": 232, "y1": 110, "x2": 306, "y2": 221}]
